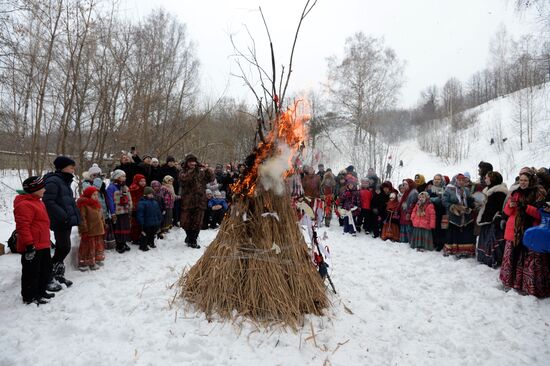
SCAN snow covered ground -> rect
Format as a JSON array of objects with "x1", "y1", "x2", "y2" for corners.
[{"x1": 1, "y1": 220, "x2": 549, "y2": 366}]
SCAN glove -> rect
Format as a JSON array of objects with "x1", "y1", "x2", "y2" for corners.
[
  {"x1": 500, "y1": 218, "x2": 507, "y2": 231},
  {"x1": 141, "y1": 231, "x2": 147, "y2": 237},
  {"x1": 111, "y1": 214, "x2": 117, "y2": 224},
  {"x1": 162, "y1": 211, "x2": 166, "y2": 215},
  {"x1": 24, "y1": 245, "x2": 36, "y2": 261}
]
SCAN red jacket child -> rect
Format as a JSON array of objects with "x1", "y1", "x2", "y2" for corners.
[{"x1": 14, "y1": 194, "x2": 51, "y2": 253}]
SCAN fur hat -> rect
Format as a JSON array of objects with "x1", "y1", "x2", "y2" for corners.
[
  {"x1": 110, "y1": 169, "x2": 126, "y2": 181},
  {"x1": 88, "y1": 163, "x2": 102, "y2": 176},
  {"x1": 22, "y1": 176, "x2": 45, "y2": 193},
  {"x1": 143, "y1": 187, "x2": 154, "y2": 196},
  {"x1": 53, "y1": 156, "x2": 75, "y2": 171},
  {"x1": 166, "y1": 156, "x2": 176, "y2": 163}
]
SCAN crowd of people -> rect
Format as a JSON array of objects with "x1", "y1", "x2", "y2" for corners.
[
  {"x1": 11, "y1": 150, "x2": 550, "y2": 305},
  {"x1": 293, "y1": 161, "x2": 550, "y2": 299}
]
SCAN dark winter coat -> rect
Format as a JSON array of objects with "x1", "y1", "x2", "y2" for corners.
[
  {"x1": 43, "y1": 171, "x2": 80, "y2": 230},
  {"x1": 477, "y1": 183, "x2": 508, "y2": 225},
  {"x1": 13, "y1": 194, "x2": 51, "y2": 253},
  {"x1": 179, "y1": 164, "x2": 215, "y2": 210},
  {"x1": 137, "y1": 197, "x2": 163, "y2": 228},
  {"x1": 137, "y1": 162, "x2": 153, "y2": 184},
  {"x1": 150, "y1": 166, "x2": 163, "y2": 184},
  {"x1": 115, "y1": 156, "x2": 141, "y2": 187}
]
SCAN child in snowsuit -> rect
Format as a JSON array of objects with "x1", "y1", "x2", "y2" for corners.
[
  {"x1": 410, "y1": 191, "x2": 436, "y2": 251},
  {"x1": 207, "y1": 191, "x2": 228, "y2": 229},
  {"x1": 136, "y1": 187, "x2": 163, "y2": 251},
  {"x1": 151, "y1": 180, "x2": 166, "y2": 238},
  {"x1": 14, "y1": 176, "x2": 53, "y2": 305},
  {"x1": 357, "y1": 179, "x2": 373, "y2": 234},
  {"x1": 77, "y1": 186, "x2": 106, "y2": 270}
]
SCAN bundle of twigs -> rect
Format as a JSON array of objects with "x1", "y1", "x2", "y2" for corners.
[{"x1": 178, "y1": 188, "x2": 329, "y2": 330}]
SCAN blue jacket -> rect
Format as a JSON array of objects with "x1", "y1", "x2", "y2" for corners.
[
  {"x1": 208, "y1": 198, "x2": 228, "y2": 211},
  {"x1": 523, "y1": 209, "x2": 550, "y2": 253},
  {"x1": 136, "y1": 197, "x2": 163, "y2": 228},
  {"x1": 43, "y1": 171, "x2": 80, "y2": 230}
]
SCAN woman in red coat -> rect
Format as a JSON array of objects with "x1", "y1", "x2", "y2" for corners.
[
  {"x1": 499, "y1": 170, "x2": 550, "y2": 298},
  {"x1": 13, "y1": 176, "x2": 53, "y2": 305}
]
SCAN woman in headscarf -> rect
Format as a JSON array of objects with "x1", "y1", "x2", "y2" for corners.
[
  {"x1": 500, "y1": 170, "x2": 549, "y2": 297},
  {"x1": 442, "y1": 174, "x2": 475, "y2": 258},
  {"x1": 476, "y1": 171, "x2": 508, "y2": 268},
  {"x1": 398, "y1": 179, "x2": 418, "y2": 243}
]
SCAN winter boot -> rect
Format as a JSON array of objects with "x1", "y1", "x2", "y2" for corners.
[
  {"x1": 41, "y1": 292, "x2": 55, "y2": 299},
  {"x1": 187, "y1": 230, "x2": 201, "y2": 249},
  {"x1": 139, "y1": 238, "x2": 149, "y2": 252},
  {"x1": 25, "y1": 297, "x2": 49, "y2": 305},
  {"x1": 123, "y1": 243, "x2": 131, "y2": 252},
  {"x1": 46, "y1": 279, "x2": 62, "y2": 292},
  {"x1": 116, "y1": 242, "x2": 125, "y2": 253},
  {"x1": 53, "y1": 262, "x2": 73, "y2": 287},
  {"x1": 90, "y1": 264, "x2": 100, "y2": 270}
]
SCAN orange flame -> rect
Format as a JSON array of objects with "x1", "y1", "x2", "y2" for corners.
[{"x1": 232, "y1": 101, "x2": 310, "y2": 197}]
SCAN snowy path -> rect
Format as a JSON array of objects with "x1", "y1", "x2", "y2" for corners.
[{"x1": 1, "y1": 225, "x2": 549, "y2": 366}]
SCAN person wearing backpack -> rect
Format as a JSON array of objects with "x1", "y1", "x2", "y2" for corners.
[{"x1": 13, "y1": 176, "x2": 55, "y2": 305}]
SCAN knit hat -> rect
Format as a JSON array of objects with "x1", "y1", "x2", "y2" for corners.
[
  {"x1": 143, "y1": 187, "x2": 154, "y2": 196},
  {"x1": 110, "y1": 169, "x2": 126, "y2": 181},
  {"x1": 88, "y1": 163, "x2": 102, "y2": 176},
  {"x1": 389, "y1": 192, "x2": 397, "y2": 199},
  {"x1": 142, "y1": 153, "x2": 153, "y2": 160},
  {"x1": 151, "y1": 158, "x2": 159, "y2": 164},
  {"x1": 464, "y1": 172, "x2": 471, "y2": 180},
  {"x1": 205, "y1": 189, "x2": 212, "y2": 196},
  {"x1": 151, "y1": 180, "x2": 161, "y2": 189},
  {"x1": 166, "y1": 156, "x2": 176, "y2": 163},
  {"x1": 22, "y1": 176, "x2": 45, "y2": 193},
  {"x1": 346, "y1": 165, "x2": 355, "y2": 173},
  {"x1": 53, "y1": 156, "x2": 76, "y2": 171},
  {"x1": 214, "y1": 190, "x2": 222, "y2": 198},
  {"x1": 82, "y1": 186, "x2": 98, "y2": 198},
  {"x1": 478, "y1": 161, "x2": 493, "y2": 172}
]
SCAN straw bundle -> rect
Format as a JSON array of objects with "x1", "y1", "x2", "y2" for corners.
[{"x1": 178, "y1": 188, "x2": 329, "y2": 330}]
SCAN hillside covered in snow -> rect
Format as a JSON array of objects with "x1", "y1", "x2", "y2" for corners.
[{"x1": 314, "y1": 83, "x2": 550, "y2": 184}]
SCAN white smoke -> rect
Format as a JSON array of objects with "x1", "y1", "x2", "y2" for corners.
[{"x1": 258, "y1": 143, "x2": 293, "y2": 195}]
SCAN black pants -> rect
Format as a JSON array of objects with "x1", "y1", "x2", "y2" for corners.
[
  {"x1": 356, "y1": 208, "x2": 371, "y2": 232},
  {"x1": 173, "y1": 200, "x2": 181, "y2": 226},
  {"x1": 142, "y1": 226, "x2": 159, "y2": 247},
  {"x1": 21, "y1": 249, "x2": 52, "y2": 301},
  {"x1": 210, "y1": 209, "x2": 226, "y2": 228},
  {"x1": 51, "y1": 227, "x2": 72, "y2": 264},
  {"x1": 203, "y1": 208, "x2": 212, "y2": 229}
]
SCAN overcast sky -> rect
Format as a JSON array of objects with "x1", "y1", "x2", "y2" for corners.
[{"x1": 122, "y1": 0, "x2": 539, "y2": 108}]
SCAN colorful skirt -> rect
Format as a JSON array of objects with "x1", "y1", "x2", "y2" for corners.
[
  {"x1": 443, "y1": 223, "x2": 476, "y2": 257},
  {"x1": 477, "y1": 224, "x2": 505, "y2": 268},
  {"x1": 500, "y1": 240, "x2": 550, "y2": 298},
  {"x1": 399, "y1": 224, "x2": 412, "y2": 243},
  {"x1": 130, "y1": 212, "x2": 141, "y2": 242},
  {"x1": 104, "y1": 219, "x2": 116, "y2": 250},
  {"x1": 410, "y1": 227, "x2": 434, "y2": 250},
  {"x1": 78, "y1": 235, "x2": 105, "y2": 266},
  {"x1": 381, "y1": 222, "x2": 400, "y2": 241},
  {"x1": 114, "y1": 213, "x2": 131, "y2": 244}
]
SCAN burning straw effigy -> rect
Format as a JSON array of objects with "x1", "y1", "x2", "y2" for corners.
[{"x1": 178, "y1": 105, "x2": 329, "y2": 330}]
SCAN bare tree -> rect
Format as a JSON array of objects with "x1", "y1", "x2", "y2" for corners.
[{"x1": 326, "y1": 32, "x2": 404, "y2": 173}]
